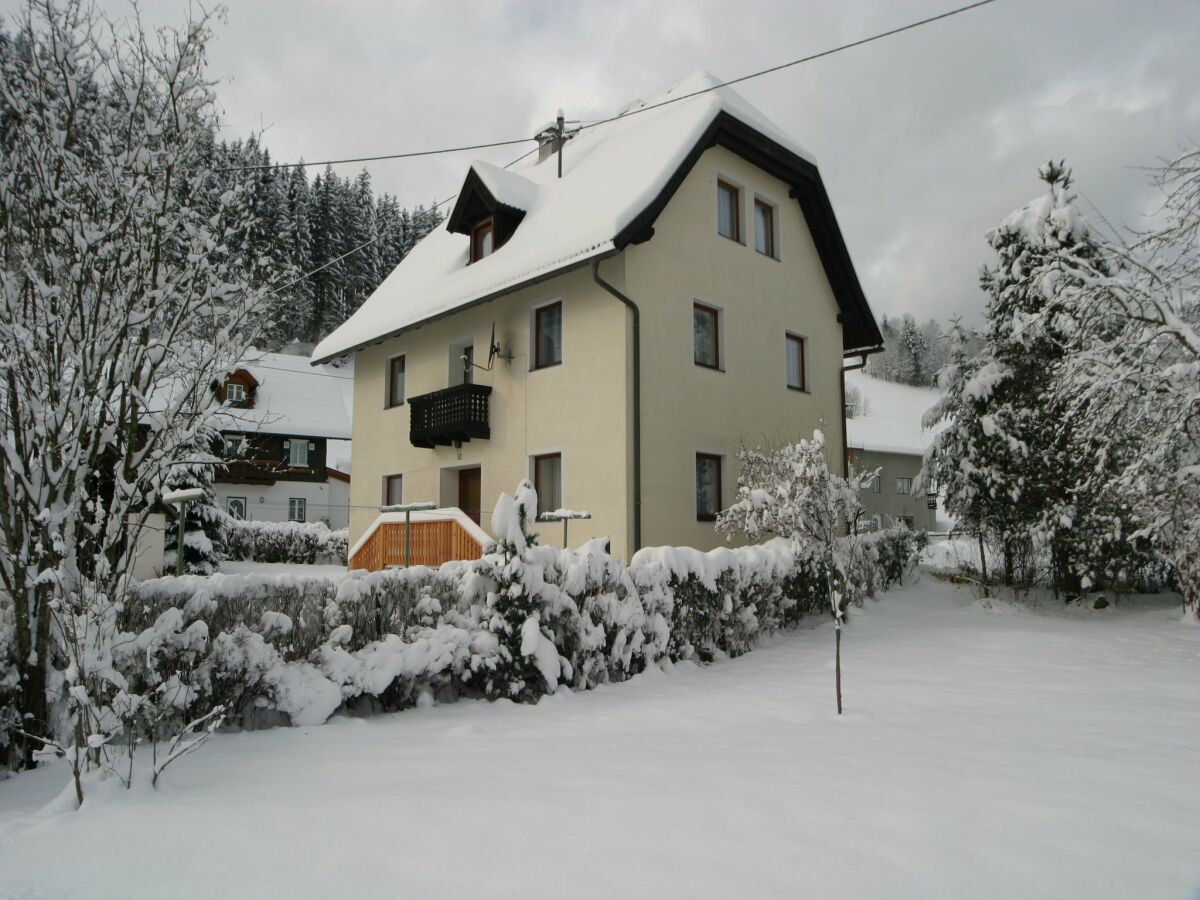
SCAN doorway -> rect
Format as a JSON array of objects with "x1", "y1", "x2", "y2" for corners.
[{"x1": 458, "y1": 467, "x2": 482, "y2": 524}]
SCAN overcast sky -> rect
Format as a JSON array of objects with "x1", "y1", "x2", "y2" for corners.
[{"x1": 25, "y1": 0, "x2": 1200, "y2": 324}]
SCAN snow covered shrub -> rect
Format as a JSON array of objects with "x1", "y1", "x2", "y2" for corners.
[
  {"x1": 630, "y1": 541, "x2": 811, "y2": 661},
  {"x1": 859, "y1": 525, "x2": 927, "y2": 592},
  {"x1": 223, "y1": 519, "x2": 349, "y2": 565}
]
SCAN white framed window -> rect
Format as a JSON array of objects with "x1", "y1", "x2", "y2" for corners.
[
  {"x1": 896, "y1": 477, "x2": 912, "y2": 495},
  {"x1": 223, "y1": 435, "x2": 246, "y2": 458},
  {"x1": 384, "y1": 474, "x2": 403, "y2": 507},
  {"x1": 387, "y1": 355, "x2": 405, "y2": 407},
  {"x1": 786, "y1": 333, "x2": 807, "y2": 391},
  {"x1": 226, "y1": 382, "x2": 245, "y2": 404},
  {"x1": 533, "y1": 453, "x2": 562, "y2": 516},
  {"x1": 532, "y1": 300, "x2": 563, "y2": 370},
  {"x1": 694, "y1": 302, "x2": 721, "y2": 369},
  {"x1": 695, "y1": 453, "x2": 722, "y2": 521},
  {"x1": 288, "y1": 498, "x2": 306, "y2": 522},
  {"x1": 287, "y1": 438, "x2": 310, "y2": 467},
  {"x1": 226, "y1": 497, "x2": 247, "y2": 520},
  {"x1": 754, "y1": 197, "x2": 777, "y2": 258},
  {"x1": 717, "y1": 178, "x2": 741, "y2": 242}
]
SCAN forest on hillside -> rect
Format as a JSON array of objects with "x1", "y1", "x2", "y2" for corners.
[
  {"x1": 864, "y1": 314, "x2": 984, "y2": 387},
  {"x1": 204, "y1": 137, "x2": 443, "y2": 350}
]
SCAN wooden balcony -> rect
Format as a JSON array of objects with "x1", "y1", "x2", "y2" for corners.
[{"x1": 409, "y1": 383, "x2": 492, "y2": 449}]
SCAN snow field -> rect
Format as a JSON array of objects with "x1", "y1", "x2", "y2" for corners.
[{"x1": 0, "y1": 574, "x2": 1195, "y2": 900}]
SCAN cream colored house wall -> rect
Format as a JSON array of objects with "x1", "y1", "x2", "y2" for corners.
[
  {"x1": 625, "y1": 144, "x2": 846, "y2": 551},
  {"x1": 348, "y1": 145, "x2": 853, "y2": 560},
  {"x1": 349, "y1": 265, "x2": 633, "y2": 556}
]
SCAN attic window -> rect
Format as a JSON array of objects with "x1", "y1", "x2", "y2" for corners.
[
  {"x1": 470, "y1": 218, "x2": 495, "y2": 263},
  {"x1": 226, "y1": 382, "x2": 246, "y2": 404}
]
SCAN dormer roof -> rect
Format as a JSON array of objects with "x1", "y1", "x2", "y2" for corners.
[
  {"x1": 445, "y1": 162, "x2": 537, "y2": 235},
  {"x1": 313, "y1": 71, "x2": 882, "y2": 363}
]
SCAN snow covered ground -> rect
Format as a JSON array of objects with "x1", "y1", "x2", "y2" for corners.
[{"x1": 1, "y1": 575, "x2": 1195, "y2": 899}]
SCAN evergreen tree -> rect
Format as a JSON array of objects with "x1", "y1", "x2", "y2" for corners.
[
  {"x1": 481, "y1": 481, "x2": 562, "y2": 701},
  {"x1": 163, "y1": 446, "x2": 226, "y2": 575}
]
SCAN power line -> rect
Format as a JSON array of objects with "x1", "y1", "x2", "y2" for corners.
[
  {"x1": 262, "y1": 144, "x2": 540, "y2": 300},
  {"x1": 576, "y1": 0, "x2": 1000, "y2": 133},
  {"x1": 215, "y1": 136, "x2": 534, "y2": 173},
  {"x1": 216, "y1": 0, "x2": 999, "y2": 175}
]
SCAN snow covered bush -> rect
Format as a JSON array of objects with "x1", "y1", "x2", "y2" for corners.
[{"x1": 223, "y1": 519, "x2": 349, "y2": 565}]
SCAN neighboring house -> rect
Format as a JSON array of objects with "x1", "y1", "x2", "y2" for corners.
[
  {"x1": 312, "y1": 72, "x2": 883, "y2": 565},
  {"x1": 214, "y1": 351, "x2": 354, "y2": 528},
  {"x1": 844, "y1": 370, "x2": 939, "y2": 532}
]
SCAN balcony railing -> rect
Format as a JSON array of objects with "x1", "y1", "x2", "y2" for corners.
[{"x1": 409, "y1": 383, "x2": 492, "y2": 449}]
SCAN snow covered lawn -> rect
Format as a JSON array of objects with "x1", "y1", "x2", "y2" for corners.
[{"x1": 1, "y1": 575, "x2": 1195, "y2": 899}]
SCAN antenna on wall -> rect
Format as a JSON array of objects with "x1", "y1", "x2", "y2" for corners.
[{"x1": 464, "y1": 322, "x2": 510, "y2": 375}]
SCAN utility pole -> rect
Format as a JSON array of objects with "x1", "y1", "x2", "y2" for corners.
[
  {"x1": 556, "y1": 108, "x2": 564, "y2": 179},
  {"x1": 381, "y1": 501, "x2": 438, "y2": 567}
]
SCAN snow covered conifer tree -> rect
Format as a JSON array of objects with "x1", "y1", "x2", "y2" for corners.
[
  {"x1": 934, "y1": 163, "x2": 1120, "y2": 593},
  {"x1": 1025, "y1": 147, "x2": 1200, "y2": 618},
  {"x1": 163, "y1": 444, "x2": 226, "y2": 575},
  {"x1": 480, "y1": 481, "x2": 563, "y2": 702},
  {"x1": 0, "y1": 1, "x2": 266, "y2": 787}
]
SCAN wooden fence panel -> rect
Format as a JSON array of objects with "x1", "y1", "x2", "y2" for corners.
[{"x1": 350, "y1": 520, "x2": 484, "y2": 572}]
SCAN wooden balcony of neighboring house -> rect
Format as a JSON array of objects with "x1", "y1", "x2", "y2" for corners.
[
  {"x1": 409, "y1": 383, "x2": 493, "y2": 449},
  {"x1": 219, "y1": 458, "x2": 281, "y2": 485}
]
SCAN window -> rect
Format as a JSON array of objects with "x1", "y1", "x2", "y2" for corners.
[
  {"x1": 869, "y1": 474, "x2": 881, "y2": 494},
  {"x1": 470, "y1": 218, "x2": 494, "y2": 263},
  {"x1": 223, "y1": 435, "x2": 246, "y2": 458},
  {"x1": 387, "y1": 355, "x2": 405, "y2": 407},
  {"x1": 534, "y1": 302, "x2": 562, "y2": 369},
  {"x1": 288, "y1": 498, "x2": 306, "y2": 522},
  {"x1": 754, "y1": 199, "x2": 776, "y2": 257},
  {"x1": 898, "y1": 516, "x2": 915, "y2": 529},
  {"x1": 533, "y1": 453, "x2": 562, "y2": 516},
  {"x1": 696, "y1": 453, "x2": 722, "y2": 521},
  {"x1": 460, "y1": 345, "x2": 474, "y2": 385},
  {"x1": 226, "y1": 381, "x2": 245, "y2": 404},
  {"x1": 287, "y1": 438, "x2": 309, "y2": 467},
  {"x1": 226, "y1": 497, "x2": 247, "y2": 520},
  {"x1": 786, "y1": 334, "x2": 806, "y2": 391},
  {"x1": 693, "y1": 303, "x2": 720, "y2": 369},
  {"x1": 896, "y1": 477, "x2": 912, "y2": 495},
  {"x1": 717, "y1": 179, "x2": 741, "y2": 242},
  {"x1": 384, "y1": 474, "x2": 403, "y2": 507}
]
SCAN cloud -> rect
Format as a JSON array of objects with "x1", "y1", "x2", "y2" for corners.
[{"x1": 15, "y1": 0, "x2": 1200, "y2": 324}]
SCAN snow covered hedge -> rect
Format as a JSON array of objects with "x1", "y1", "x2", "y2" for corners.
[
  {"x1": 108, "y1": 512, "x2": 923, "y2": 734},
  {"x1": 223, "y1": 519, "x2": 349, "y2": 565}
]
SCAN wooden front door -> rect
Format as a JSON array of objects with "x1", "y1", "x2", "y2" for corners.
[{"x1": 458, "y1": 467, "x2": 482, "y2": 524}]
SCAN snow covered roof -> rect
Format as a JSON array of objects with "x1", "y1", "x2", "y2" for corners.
[
  {"x1": 845, "y1": 371, "x2": 943, "y2": 458},
  {"x1": 312, "y1": 71, "x2": 881, "y2": 364},
  {"x1": 217, "y1": 351, "x2": 355, "y2": 440}
]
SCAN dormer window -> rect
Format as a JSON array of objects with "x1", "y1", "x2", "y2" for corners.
[
  {"x1": 470, "y1": 218, "x2": 495, "y2": 263},
  {"x1": 226, "y1": 382, "x2": 246, "y2": 404},
  {"x1": 446, "y1": 162, "x2": 534, "y2": 267}
]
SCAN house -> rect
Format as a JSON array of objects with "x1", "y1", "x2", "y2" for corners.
[
  {"x1": 844, "y1": 369, "x2": 939, "y2": 532},
  {"x1": 312, "y1": 72, "x2": 883, "y2": 566},
  {"x1": 214, "y1": 351, "x2": 354, "y2": 528}
]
